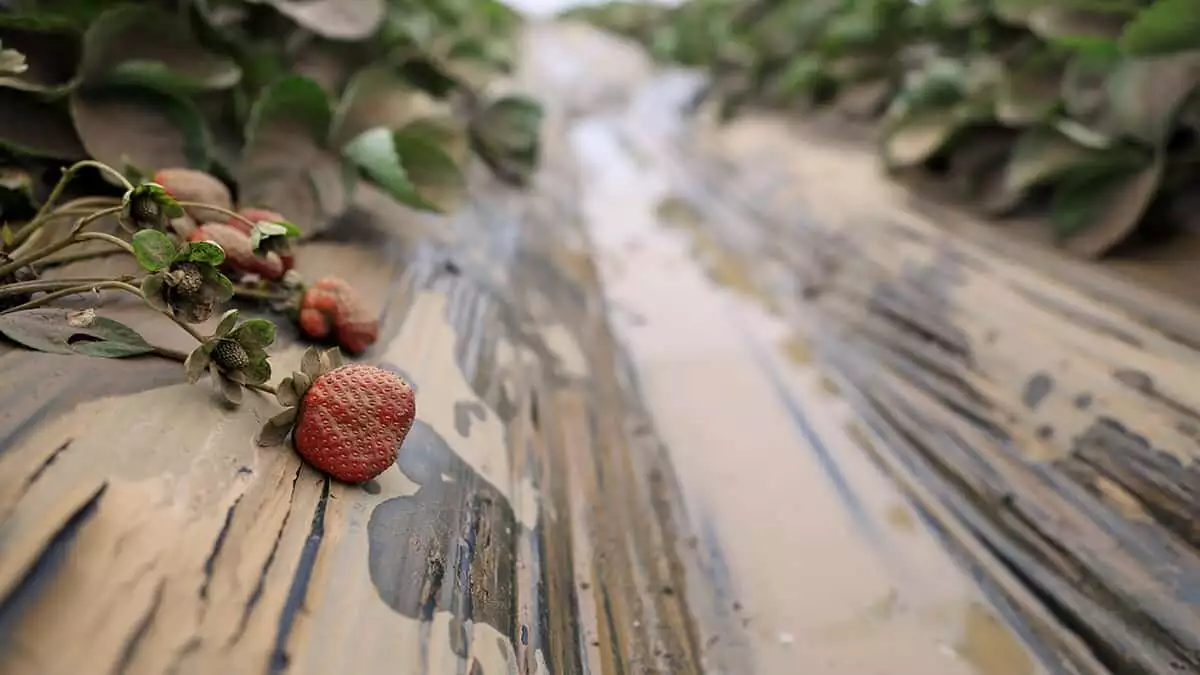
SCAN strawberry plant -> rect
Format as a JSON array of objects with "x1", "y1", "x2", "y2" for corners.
[
  {"x1": 0, "y1": 156, "x2": 416, "y2": 482},
  {"x1": 0, "y1": 0, "x2": 544, "y2": 239},
  {"x1": 0, "y1": 0, "x2": 558, "y2": 482},
  {"x1": 570, "y1": 0, "x2": 1200, "y2": 259}
]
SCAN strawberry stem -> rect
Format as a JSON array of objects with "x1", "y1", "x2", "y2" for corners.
[
  {"x1": 233, "y1": 286, "x2": 291, "y2": 302},
  {"x1": 144, "y1": 343, "x2": 277, "y2": 395},
  {"x1": 7, "y1": 160, "x2": 131, "y2": 253},
  {"x1": 0, "y1": 280, "x2": 143, "y2": 315},
  {"x1": 175, "y1": 201, "x2": 256, "y2": 231},
  {"x1": 0, "y1": 206, "x2": 126, "y2": 278},
  {"x1": 34, "y1": 246, "x2": 127, "y2": 270},
  {"x1": 10, "y1": 197, "x2": 122, "y2": 252},
  {"x1": 0, "y1": 275, "x2": 138, "y2": 296},
  {"x1": 75, "y1": 232, "x2": 135, "y2": 255}
]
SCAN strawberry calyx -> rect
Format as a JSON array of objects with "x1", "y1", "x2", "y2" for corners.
[
  {"x1": 184, "y1": 309, "x2": 277, "y2": 406},
  {"x1": 256, "y1": 345, "x2": 344, "y2": 447}
]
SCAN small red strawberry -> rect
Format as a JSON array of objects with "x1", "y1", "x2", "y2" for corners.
[
  {"x1": 153, "y1": 168, "x2": 233, "y2": 223},
  {"x1": 258, "y1": 347, "x2": 416, "y2": 483},
  {"x1": 190, "y1": 223, "x2": 285, "y2": 281},
  {"x1": 297, "y1": 276, "x2": 379, "y2": 354}
]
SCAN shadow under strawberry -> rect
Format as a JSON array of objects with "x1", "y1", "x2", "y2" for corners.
[{"x1": 367, "y1": 419, "x2": 522, "y2": 662}]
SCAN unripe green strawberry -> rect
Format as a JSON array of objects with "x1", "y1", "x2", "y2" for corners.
[
  {"x1": 189, "y1": 223, "x2": 285, "y2": 281},
  {"x1": 294, "y1": 364, "x2": 416, "y2": 483},
  {"x1": 297, "y1": 276, "x2": 379, "y2": 354},
  {"x1": 130, "y1": 194, "x2": 161, "y2": 224},
  {"x1": 212, "y1": 339, "x2": 251, "y2": 370},
  {"x1": 153, "y1": 168, "x2": 233, "y2": 223}
]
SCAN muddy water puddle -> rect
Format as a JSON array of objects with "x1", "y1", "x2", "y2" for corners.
[{"x1": 549, "y1": 27, "x2": 1048, "y2": 675}]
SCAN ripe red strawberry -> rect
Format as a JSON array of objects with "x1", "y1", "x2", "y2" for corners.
[
  {"x1": 153, "y1": 168, "x2": 233, "y2": 223},
  {"x1": 190, "y1": 223, "x2": 285, "y2": 281},
  {"x1": 297, "y1": 276, "x2": 379, "y2": 354},
  {"x1": 294, "y1": 364, "x2": 416, "y2": 483},
  {"x1": 227, "y1": 208, "x2": 295, "y2": 271}
]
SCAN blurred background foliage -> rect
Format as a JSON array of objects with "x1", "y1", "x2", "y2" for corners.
[
  {"x1": 566, "y1": 0, "x2": 1200, "y2": 258},
  {"x1": 0, "y1": 0, "x2": 544, "y2": 238}
]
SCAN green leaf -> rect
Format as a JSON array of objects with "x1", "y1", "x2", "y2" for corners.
[
  {"x1": 0, "y1": 308, "x2": 154, "y2": 358},
  {"x1": 80, "y1": 5, "x2": 241, "y2": 94},
  {"x1": 184, "y1": 345, "x2": 210, "y2": 383},
  {"x1": 141, "y1": 274, "x2": 169, "y2": 312},
  {"x1": 248, "y1": 220, "x2": 292, "y2": 250},
  {"x1": 1005, "y1": 128, "x2": 1097, "y2": 193},
  {"x1": 203, "y1": 266, "x2": 236, "y2": 303},
  {"x1": 1028, "y1": 8, "x2": 1126, "y2": 46},
  {"x1": 469, "y1": 95, "x2": 544, "y2": 186},
  {"x1": 132, "y1": 229, "x2": 177, "y2": 271},
  {"x1": 0, "y1": 26, "x2": 80, "y2": 94},
  {"x1": 331, "y1": 66, "x2": 450, "y2": 147},
  {"x1": 231, "y1": 318, "x2": 277, "y2": 349},
  {"x1": 239, "y1": 76, "x2": 348, "y2": 237},
  {"x1": 214, "y1": 309, "x2": 240, "y2": 338},
  {"x1": 264, "y1": 0, "x2": 386, "y2": 41},
  {"x1": 70, "y1": 86, "x2": 213, "y2": 172},
  {"x1": 181, "y1": 241, "x2": 226, "y2": 266},
  {"x1": 245, "y1": 75, "x2": 332, "y2": 147},
  {"x1": 344, "y1": 126, "x2": 463, "y2": 212},
  {"x1": 1054, "y1": 153, "x2": 1163, "y2": 257},
  {"x1": 1104, "y1": 52, "x2": 1200, "y2": 145},
  {"x1": 238, "y1": 357, "x2": 272, "y2": 386},
  {"x1": 1121, "y1": 0, "x2": 1200, "y2": 56},
  {"x1": 995, "y1": 61, "x2": 1065, "y2": 126},
  {"x1": 881, "y1": 107, "x2": 964, "y2": 169},
  {"x1": 0, "y1": 88, "x2": 86, "y2": 159}
]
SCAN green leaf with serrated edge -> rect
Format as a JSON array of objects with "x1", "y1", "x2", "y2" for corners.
[
  {"x1": 0, "y1": 308, "x2": 153, "y2": 358},
  {"x1": 181, "y1": 241, "x2": 225, "y2": 266},
  {"x1": 230, "y1": 318, "x2": 276, "y2": 349},
  {"x1": 131, "y1": 229, "x2": 176, "y2": 271}
]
